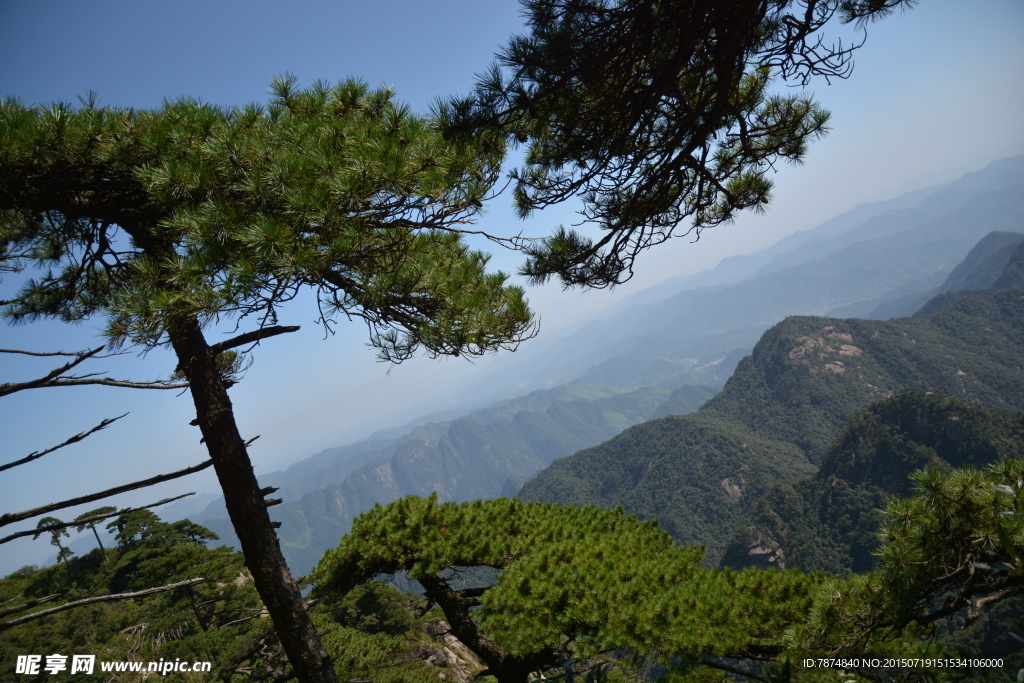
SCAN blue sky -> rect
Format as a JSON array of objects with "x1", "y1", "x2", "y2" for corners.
[{"x1": 1, "y1": 0, "x2": 1022, "y2": 574}]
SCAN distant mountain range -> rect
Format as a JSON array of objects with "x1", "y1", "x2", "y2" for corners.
[
  {"x1": 164, "y1": 155, "x2": 1024, "y2": 575},
  {"x1": 465, "y1": 155, "x2": 1024, "y2": 397},
  {"x1": 197, "y1": 383, "x2": 716, "y2": 573},
  {"x1": 519, "y1": 277, "x2": 1024, "y2": 563}
]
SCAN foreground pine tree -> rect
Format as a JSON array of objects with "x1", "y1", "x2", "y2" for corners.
[{"x1": 0, "y1": 78, "x2": 533, "y2": 683}]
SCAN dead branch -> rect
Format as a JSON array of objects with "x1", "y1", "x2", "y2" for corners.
[
  {"x1": 0, "y1": 492, "x2": 197, "y2": 545},
  {"x1": 0, "y1": 593, "x2": 62, "y2": 620},
  {"x1": 209, "y1": 325, "x2": 301, "y2": 356},
  {"x1": 0, "y1": 461, "x2": 213, "y2": 528},
  {"x1": 0, "y1": 346, "x2": 104, "y2": 396},
  {"x1": 1, "y1": 376, "x2": 190, "y2": 395},
  {"x1": 0, "y1": 414, "x2": 128, "y2": 473},
  {"x1": 0, "y1": 346, "x2": 187, "y2": 397},
  {"x1": 0, "y1": 348, "x2": 115, "y2": 358},
  {"x1": 0, "y1": 578, "x2": 205, "y2": 632}
]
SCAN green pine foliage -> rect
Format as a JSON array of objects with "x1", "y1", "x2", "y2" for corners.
[
  {"x1": 443, "y1": 0, "x2": 913, "y2": 288},
  {"x1": 312, "y1": 496, "x2": 830, "y2": 675},
  {"x1": 2, "y1": 514, "x2": 475, "y2": 683},
  {"x1": 1, "y1": 515, "x2": 265, "y2": 682},
  {"x1": 0, "y1": 76, "x2": 532, "y2": 359},
  {"x1": 314, "y1": 489, "x2": 1022, "y2": 682}
]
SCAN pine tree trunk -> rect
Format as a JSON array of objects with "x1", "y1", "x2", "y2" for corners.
[
  {"x1": 90, "y1": 525, "x2": 106, "y2": 558},
  {"x1": 167, "y1": 317, "x2": 337, "y2": 683}
]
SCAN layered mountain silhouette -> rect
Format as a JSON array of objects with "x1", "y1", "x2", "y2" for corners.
[
  {"x1": 169, "y1": 155, "x2": 1024, "y2": 575},
  {"x1": 198, "y1": 383, "x2": 716, "y2": 573}
]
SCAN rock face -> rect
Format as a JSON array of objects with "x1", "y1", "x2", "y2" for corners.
[{"x1": 417, "y1": 621, "x2": 485, "y2": 683}]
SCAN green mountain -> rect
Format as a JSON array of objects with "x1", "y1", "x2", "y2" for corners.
[
  {"x1": 858, "y1": 229, "x2": 1023, "y2": 319},
  {"x1": 720, "y1": 388, "x2": 1024, "y2": 574},
  {"x1": 517, "y1": 287, "x2": 1024, "y2": 564},
  {"x1": 913, "y1": 237, "x2": 1024, "y2": 318},
  {"x1": 201, "y1": 383, "x2": 718, "y2": 574}
]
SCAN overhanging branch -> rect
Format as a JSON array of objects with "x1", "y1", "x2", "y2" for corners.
[
  {"x1": 0, "y1": 461, "x2": 213, "y2": 528},
  {"x1": 0, "y1": 578, "x2": 205, "y2": 632},
  {"x1": 0, "y1": 492, "x2": 197, "y2": 545}
]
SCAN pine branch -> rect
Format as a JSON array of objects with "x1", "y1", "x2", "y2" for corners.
[
  {"x1": 0, "y1": 347, "x2": 187, "y2": 397},
  {"x1": 0, "y1": 578, "x2": 205, "y2": 632},
  {"x1": 0, "y1": 414, "x2": 128, "y2": 473},
  {"x1": 208, "y1": 325, "x2": 301, "y2": 355},
  {"x1": 0, "y1": 593, "x2": 62, "y2": 620},
  {"x1": 0, "y1": 461, "x2": 213, "y2": 528},
  {"x1": 0, "y1": 346, "x2": 103, "y2": 397},
  {"x1": 0, "y1": 492, "x2": 196, "y2": 545}
]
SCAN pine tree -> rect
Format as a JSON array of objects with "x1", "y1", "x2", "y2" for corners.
[
  {"x1": 0, "y1": 77, "x2": 534, "y2": 683},
  {"x1": 444, "y1": 0, "x2": 915, "y2": 288}
]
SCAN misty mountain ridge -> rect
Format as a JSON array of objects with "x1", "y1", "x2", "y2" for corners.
[
  {"x1": 835, "y1": 229, "x2": 1024, "y2": 319},
  {"x1": 164, "y1": 155, "x2": 1023, "y2": 575},
  {"x1": 462, "y1": 158, "x2": 1024, "y2": 398},
  {"x1": 912, "y1": 238, "x2": 1024, "y2": 318}
]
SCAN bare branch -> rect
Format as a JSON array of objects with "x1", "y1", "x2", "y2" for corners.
[
  {"x1": 0, "y1": 414, "x2": 128, "y2": 473},
  {"x1": 209, "y1": 325, "x2": 301, "y2": 356},
  {"x1": 0, "y1": 594, "x2": 62, "y2": 620},
  {"x1": 0, "y1": 346, "x2": 104, "y2": 397},
  {"x1": 0, "y1": 348, "x2": 114, "y2": 358},
  {"x1": 0, "y1": 347, "x2": 187, "y2": 397},
  {"x1": 13, "y1": 376, "x2": 190, "y2": 392},
  {"x1": 0, "y1": 461, "x2": 213, "y2": 528},
  {"x1": 0, "y1": 578, "x2": 205, "y2": 632},
  {"x1": 0, "y1": 492, "x2": 197, "y2": 545}
]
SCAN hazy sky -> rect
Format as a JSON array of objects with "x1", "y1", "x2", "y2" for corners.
[{"x1": 2, "y1": 0, "x2": 1022, "y2": 575}]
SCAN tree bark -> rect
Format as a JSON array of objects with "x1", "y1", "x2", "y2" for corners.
[
  {"x1": 167, "y1": 316, "x2": 337, "y2": 683},
  {"x1": 419, "y1": 574, "x2": 556, "y2": 683}
]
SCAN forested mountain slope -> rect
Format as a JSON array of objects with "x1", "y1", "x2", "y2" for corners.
[
  {"x1": 517, "y1": 287, "x2": 1024, "y2": 564},
  {"x1": 200, "y1": 384, "x2": 717, "y2": 574},
  {"x1": 720, "y1": 388, "x2": 1024, "y2": 574},
  {"x1": 913, "y1": 237, "x2": 1024, "y2": 318}
]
